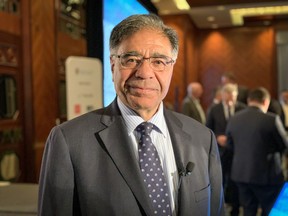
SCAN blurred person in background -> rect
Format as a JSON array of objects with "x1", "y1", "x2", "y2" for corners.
[
  {"x1": 221, "y1": 72, "x2": 249, "y2": 104},
  {"x1": 181, "y1": 82, "x2": 206, "y2": 124},
  {"x1": 226, "y1": 87, "x2": 288, "y2": 216},
  {"x1": 206, "y1": 83, "x2": 246, "y2": 216}
]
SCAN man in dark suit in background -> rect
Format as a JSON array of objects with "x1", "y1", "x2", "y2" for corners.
[
  {"x1": 38, "y1": 14, "x2": 224, "y2": 216},
  {"x1": 226, "y1": 87, "x2": 288, "y2": 216},
  {"x1": 206, "y1": 83, "x2": 246, "y2": 216},
  {"x1": 181, "y1": 82, "x2": 206, "y2": 124}
]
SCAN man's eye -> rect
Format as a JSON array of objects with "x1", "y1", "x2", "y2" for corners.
[
  {"x1": 151, "y1": 58, "x2": 166, "y2": 66},
  {"x1": 123, "y1": 57, "x2": 141, "y2": 65},
  {"x1": 126, "y1": 58, "x2": 138, "y2": 63}
]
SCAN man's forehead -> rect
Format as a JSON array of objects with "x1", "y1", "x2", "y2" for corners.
[
  {"x1": 117, "y1": 30, "x2": 172, "y2": 51},
  {"x1": 223, "y1": 91, "x2": 238, "y2": 95},
  {"x1": 120, "y1": 50, "x2": 171, "y2": 57}
]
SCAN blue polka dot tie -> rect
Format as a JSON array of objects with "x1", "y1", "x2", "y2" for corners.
[{"x1": 136, "y1": 122, "x2": 172, "y2": 216}]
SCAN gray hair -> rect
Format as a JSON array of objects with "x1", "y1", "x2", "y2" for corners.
[
  {"x1": 221, "y1": 83, "x2": 238, "y2": 94},
  {"x1": 109, "y1": 14, "x2": 179, "y2": 58}
]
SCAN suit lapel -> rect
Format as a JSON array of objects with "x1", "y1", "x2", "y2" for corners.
[
  {"x1": 97, "y1": 100, "x2": 154, "y2": 215},
  {"x1": 97, "y1": 101, "x2": 193, "y2": 215},
  {"x1": 164, "y1": 110, "x2": 193, "y2": 215},
  {"x1": 164, "y1": 110, "x2": 190, "y2": 171}
]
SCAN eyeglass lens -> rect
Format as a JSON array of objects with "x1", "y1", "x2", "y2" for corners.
[{"x1": 119, "y1": 54, "x2": 173, "y2": 71}]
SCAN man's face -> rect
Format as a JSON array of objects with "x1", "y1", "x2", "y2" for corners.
[
  {"x1": 222, "y1": 91, "x2": 237, "y2": 106},
  {"x1": 194, "y1": 85, "x2": 203, "y2": 99},
  {"x1": 110, "y1": 29, "x2": 175, "y2": 119}
]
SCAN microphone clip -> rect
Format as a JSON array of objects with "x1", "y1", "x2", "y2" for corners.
[
  {"x1": 179, "y1": 170, "x2": 192, "y2": 177},
  {"x1": 179, "y1": 162, "x2": 194, "y2": 177}
]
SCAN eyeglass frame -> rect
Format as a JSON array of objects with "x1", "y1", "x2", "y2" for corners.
[{"x1": 110, "y1": 52, "x2": 176, "y2": 72}]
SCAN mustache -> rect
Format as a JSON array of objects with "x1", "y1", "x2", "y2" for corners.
[{"x1": 125, "y1": 80, "x2": 159, "y2": 90}]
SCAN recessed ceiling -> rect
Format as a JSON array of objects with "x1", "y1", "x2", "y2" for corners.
[{"x1": 151, "y1": 0, "x2": 288, "y2": 29}]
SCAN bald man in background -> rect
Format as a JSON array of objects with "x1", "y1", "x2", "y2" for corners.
[{"x1": 181, "y1": 82, "x2": 206, "y2": 124}]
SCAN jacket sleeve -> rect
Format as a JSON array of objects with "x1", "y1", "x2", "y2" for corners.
[
  {"x1": 274, "y1": 115, "x2": 288, "y2": 151},
  {"x1": 38, "y1": 126, "x2": 77, "y2": 215},
  {"x1": 206, "y1": 107, "x2": 215, "y2": 132},
  {"x1": 209, "y1": 130, "x2": 225, "y2": 216},
  {"x1": 182, "y1": 99, "x2": 191, "y2": 116}
]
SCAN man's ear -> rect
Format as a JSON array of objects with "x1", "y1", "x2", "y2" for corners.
[{"x1": 264, "y1": 98, "x2": 270, "y2": 107}]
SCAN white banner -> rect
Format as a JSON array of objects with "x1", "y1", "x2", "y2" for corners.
[{"x1": 66, "y1": 56, "x2": 103, "y2": 120}]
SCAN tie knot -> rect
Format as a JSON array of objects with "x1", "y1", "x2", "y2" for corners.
[{"x1": 136, "y1": 122, "x2": 153, "y2": 135}]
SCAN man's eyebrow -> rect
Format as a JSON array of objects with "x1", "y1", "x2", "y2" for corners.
[
  {"x1": 121, "y1": 51, "x2": 170, "y2": 59},
  {"x1": 150, "y1": 52, "x2": 170, "y2": 58},
  {"x1": 122, "y1": 51, "x2": 141, "y2": 56}
]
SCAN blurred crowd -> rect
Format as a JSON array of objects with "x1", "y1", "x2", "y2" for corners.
[{"x1": 180, "y1": 72, "x2": 288, "y2": 216}]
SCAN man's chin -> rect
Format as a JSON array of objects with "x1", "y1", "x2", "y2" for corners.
[{"x1": 127, "y1": 96, "x2": 158, "y2": 110}]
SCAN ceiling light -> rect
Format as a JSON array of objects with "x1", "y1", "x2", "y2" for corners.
[
  {"x1": 230, "y1": 6, "x2": 288, "y2": 26},
  {"x1": 173, "y1": 0, "x2": 190, "y2": 10}
]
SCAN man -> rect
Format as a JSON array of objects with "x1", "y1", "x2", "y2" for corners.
[
  {"x1": 221, "y1": 72, "x2": 249, "y2": 104},
  {"x1": 206, "y1": 83, "x2": 246, "y2": 216},
  {"x1": 226, "y1": 87, "x2": 288, "y2": 216},
  {"x1": 181, "y1": 82, "x2": 206, "y2": 124},
  {"x1": 38, "y1": 14, "x2": 224, "y2": 215},
  {"x1": 206, "y1": 83, "x2": 246, "y2": 156}
]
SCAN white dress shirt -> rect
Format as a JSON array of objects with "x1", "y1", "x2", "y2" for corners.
[
  {"x1": 117, "y1": 97, "x2": 179, "y2": 215},
  {"x1": 223, "y1": 102, "x2": 235, "y2": 120}
]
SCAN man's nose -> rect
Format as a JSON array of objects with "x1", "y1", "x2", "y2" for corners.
[{"x1": 134, "y1": 59, "x2": 155, "y2": 79}]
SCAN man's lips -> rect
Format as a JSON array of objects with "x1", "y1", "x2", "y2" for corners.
[{"x1": 126, "y1": 84, "x2": 158, "y2": 94}]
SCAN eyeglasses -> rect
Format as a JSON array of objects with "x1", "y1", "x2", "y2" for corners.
[{"x1": 111, "y1": 53, "x2": 175, "y2": 72}]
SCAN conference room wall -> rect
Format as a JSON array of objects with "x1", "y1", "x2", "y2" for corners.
[{"x1": 161, "y1": 14, "x2": 288, "y2": 112}]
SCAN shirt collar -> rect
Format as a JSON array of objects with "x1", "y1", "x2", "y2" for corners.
[{"x1": 117, "y1": 97, "x2": 167, "y2": 137}]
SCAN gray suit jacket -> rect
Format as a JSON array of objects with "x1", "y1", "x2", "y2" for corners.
[{"x1": 38, "y1": 100, "x2": 225, "y2": 216}]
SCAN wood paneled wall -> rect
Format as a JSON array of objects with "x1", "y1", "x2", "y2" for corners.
[
  {"x1": 161, "y1": 14, "x2": 288, "y2": 111},
  {"x1": 162, "y1": 15, "x2": 197, "y2": 112},
  {"x1": 30, "y1": 0, "x2": 58, "y2": 180},
  {"x1": 31, "y1": 0, "x2": 58, "y2": 140},
  {"x1": 30, "y1": 0, "x2": 87, "y2": 180},
  {"x1": 198, "y1": 27, "x2": 277, "y2": 109}
]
